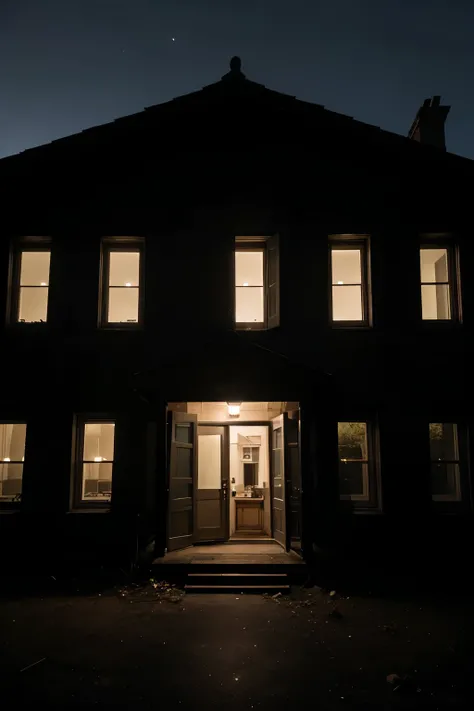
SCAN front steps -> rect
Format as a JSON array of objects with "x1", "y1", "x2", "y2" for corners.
[{"x1": 184, "y1": 571, "x2": 291, "y2": 594}]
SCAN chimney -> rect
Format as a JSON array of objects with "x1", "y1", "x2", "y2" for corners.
[{"x1": 408, "y1": 96, "x2": 450, "y2": 150}]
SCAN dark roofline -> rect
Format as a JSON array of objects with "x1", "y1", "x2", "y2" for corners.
[{"x1": 0, "y1": 57, "x2": 472, "y2": 166}]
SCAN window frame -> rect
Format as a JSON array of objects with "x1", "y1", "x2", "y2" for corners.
[
  {"x1": 337, "y1": 420, "x2": 380, "y2": 509},
  {"x1": 72, "y1": 416, "x2": 116, "y2": 510},
  {"x1": 8, "y1": 240, "x2": 52, "y2": 326},
  {"x1": 99, "y1": 239, "x2": 144, "y2": 329},
  {"x1": 329, "y1": 236, "x2": 371, "y2": 328},
  {"x1": 428, "y1": 422, "x2": 465, "y2": 503},
  {"x1": 419, "y1": 240, "x2": 460, "y2": 323},
  {"x1": 0, "y1": 420, "x2": 27, "y2": 508},
  {"x1": 234, "y1": 240, "x2": 267, "y2": 330}
]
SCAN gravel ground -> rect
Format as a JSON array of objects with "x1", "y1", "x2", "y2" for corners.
[{"x1": 1, "y1": 576, "x2": 473, "y2": 709}]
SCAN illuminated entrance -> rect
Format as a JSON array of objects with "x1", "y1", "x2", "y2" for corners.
[{"x1": 166, "y1": 402, "x2": 301, "y2": 554}]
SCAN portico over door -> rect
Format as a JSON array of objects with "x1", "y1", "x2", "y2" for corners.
[{"x1": 167, "y1": 412, "x2": 197, "y2": 552}]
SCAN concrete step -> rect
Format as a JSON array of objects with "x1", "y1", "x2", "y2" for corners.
[
  {"x1": 184, "y1": 572, "x2": 290, "y2": 594},
  {"x1": 185, "y1": 585, "x2": 291, "y2": 593}
]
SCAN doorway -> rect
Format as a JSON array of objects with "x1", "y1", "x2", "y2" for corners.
[
  {"x1": 228, "y1": 425, "x2": 270, "y2": 540},
  {"x1": 166, "y1": 402, "x2": 302, "y2": 555}
]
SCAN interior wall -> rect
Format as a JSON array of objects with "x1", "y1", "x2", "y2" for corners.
[
  {"x1": 229, "y1": 426, "x2": 269, "y2": 488},
  {"x1": 229, "y1": 425, "x2": 270, "y2": 537},
  {"x1": 420, "y1": 249, "x2": 449, "y2": 319}
]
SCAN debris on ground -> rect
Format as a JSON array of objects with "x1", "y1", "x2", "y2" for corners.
[
  {"x1": 150, "y1": 580, "x2": 185, "y2": 603},
  {"x1": 117, "y1": 578, "x2": 185, "y2": 604},
  {"x1": 382, "y1": 622, "x2": 397, "y2": 635},
  {"x1": 387, "y1": 673, "x2": 419, "y2": 693},
  {"x1": 20, "y1": 657, "x2": 46, "y2": 673},
  {"x1": 262, "y1": 587, "x2": 341, "y2": 620}
]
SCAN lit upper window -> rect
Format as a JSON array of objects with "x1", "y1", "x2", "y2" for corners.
[
  {"x1": 420, "y1": 248, "x2": 452, "y2": 320},
  {"x1": 234, "y1": 236, "x2": 280, "y2": 330},
  {"x1": 17, "y1": 250, "x2": 51, "y2": 323},
  {"x1": 101, "y1": 244, "x2": 142, "y2": 326},
  {"x1": 235, "y1": 250, "x2": 264, "y2": 324},
  {"x1": 330, "y1": 241, "x2": 369, "y2": 324}
]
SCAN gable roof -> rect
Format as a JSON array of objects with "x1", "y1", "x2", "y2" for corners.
[{"x1": 0, "y1": 56, "x2": 471, "y2": 171}]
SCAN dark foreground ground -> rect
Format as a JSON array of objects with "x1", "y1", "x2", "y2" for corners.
[{"x1": 1, "y1": 573, "x2": 473, "y2": 709}]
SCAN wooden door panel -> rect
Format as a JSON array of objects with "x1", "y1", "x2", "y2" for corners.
[
  {"x1": 167, "y1": 412, "x2": 197, "y2": 552},
  {"x1": 271, "y1": 414, "x2": 287, "y2": 549},
  {"x1": 195, "y1": 426, "x2": 228, "y2": 542},
  {"x1": 287, "y1": 411, "x2": 302, "y2": 553},
  {"x1": 197, "y1": 495, "x2": 222, "y2": 529}
]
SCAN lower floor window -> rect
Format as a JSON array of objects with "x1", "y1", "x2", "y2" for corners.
[
  {"x1": 0, "y1": 423, "x2": 26, "y2": 502},
  {"x1": 337, "y1": 421, "x2": 373, "y2": 503},
  {"x1": 80, "y1": 421, "x2": 115, "y2": 503},
  {"x1": 429, "y1": 423, "x2": 461, "y2": 501}
]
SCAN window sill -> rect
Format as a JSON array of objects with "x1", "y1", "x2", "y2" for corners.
[
  {"x1": 68, "y1": 507, "x2": 111, "y2": 514},
  {"x1": 6, "y1": 322, "x2": 49, "y2": 329},
  {"x1": 431, "y1": 502, "x2": 470, "y2": 513},
  {"x1": 421, "y1": 320, "x2": 461, "y2": 327},
  {"x1": 351, "y1": 507, "x2": 383, "y2": 515},
  {"x1": 340, "y1": 500, "x2": 382, "y2": 514},
  {"x1": 432, "y1": 497, "x2": 462, "y2": 503},
  {"x1": 98, "y1": 324, "x2": 144, "y2": 331},
  {"x1": 234, "y1": 324, "x2": 267, "y2": 332},
  {"x1": 0, "y1": 507, "x2": 21, "y2": 514},
  {"x1": 331, "y1": 322, "x2": 372, "y2": 330}
]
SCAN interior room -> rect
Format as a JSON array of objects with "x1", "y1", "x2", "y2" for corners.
[
  {"x1": 82, "y1": 422, "x2": 115, "y2": 502},
  {"x1": 331, "y1": 248, "x2": 363, "y2": 321},
  {"x1": 107, "y1": 251, "x2": 140, "y2": 323},
  {"x1": 420, "y1": 248, "x2": 451, "y2": 319},
  {"x1": 229, "y1": 425, "x2": 271, "y2": 539},
  {"x1": 0, "y1": 423, "x2": 26, "y2": 501},
  {"x1": 18, "y1": 250, "x2": 51, "y2": 323}
]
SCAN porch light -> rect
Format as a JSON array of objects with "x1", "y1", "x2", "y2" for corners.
[
  {"x1": 40, "y1": 282, "x2": 47, "y2": 286},
  {"x1": 94, "y1": 456, "x2": 106, "y2": 462},
  {"x1": 3, "y1": 457, "x2": 11, "y2": 462},
  {"x1": 125, "y1": 282, "x2": 132, "y2": 287},
  {"x1": 227, "y1": 402, "x2": 242, "y2": 417},
  {"x1": 337, "y1": 281, "x2": 344, "y2": 285}
]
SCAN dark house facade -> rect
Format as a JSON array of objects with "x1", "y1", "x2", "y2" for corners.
[{"x1": 1, "y1": 58, "x2": 474, "y2": 574}]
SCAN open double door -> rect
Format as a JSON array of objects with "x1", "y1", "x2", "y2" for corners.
[{"x1": 166, "y1": 411, "x2": 301, "y2": 553}]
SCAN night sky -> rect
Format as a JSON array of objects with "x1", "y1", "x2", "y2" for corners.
[{"x1": 1, "y1": 0, "x2": 473, "y2": 159}]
